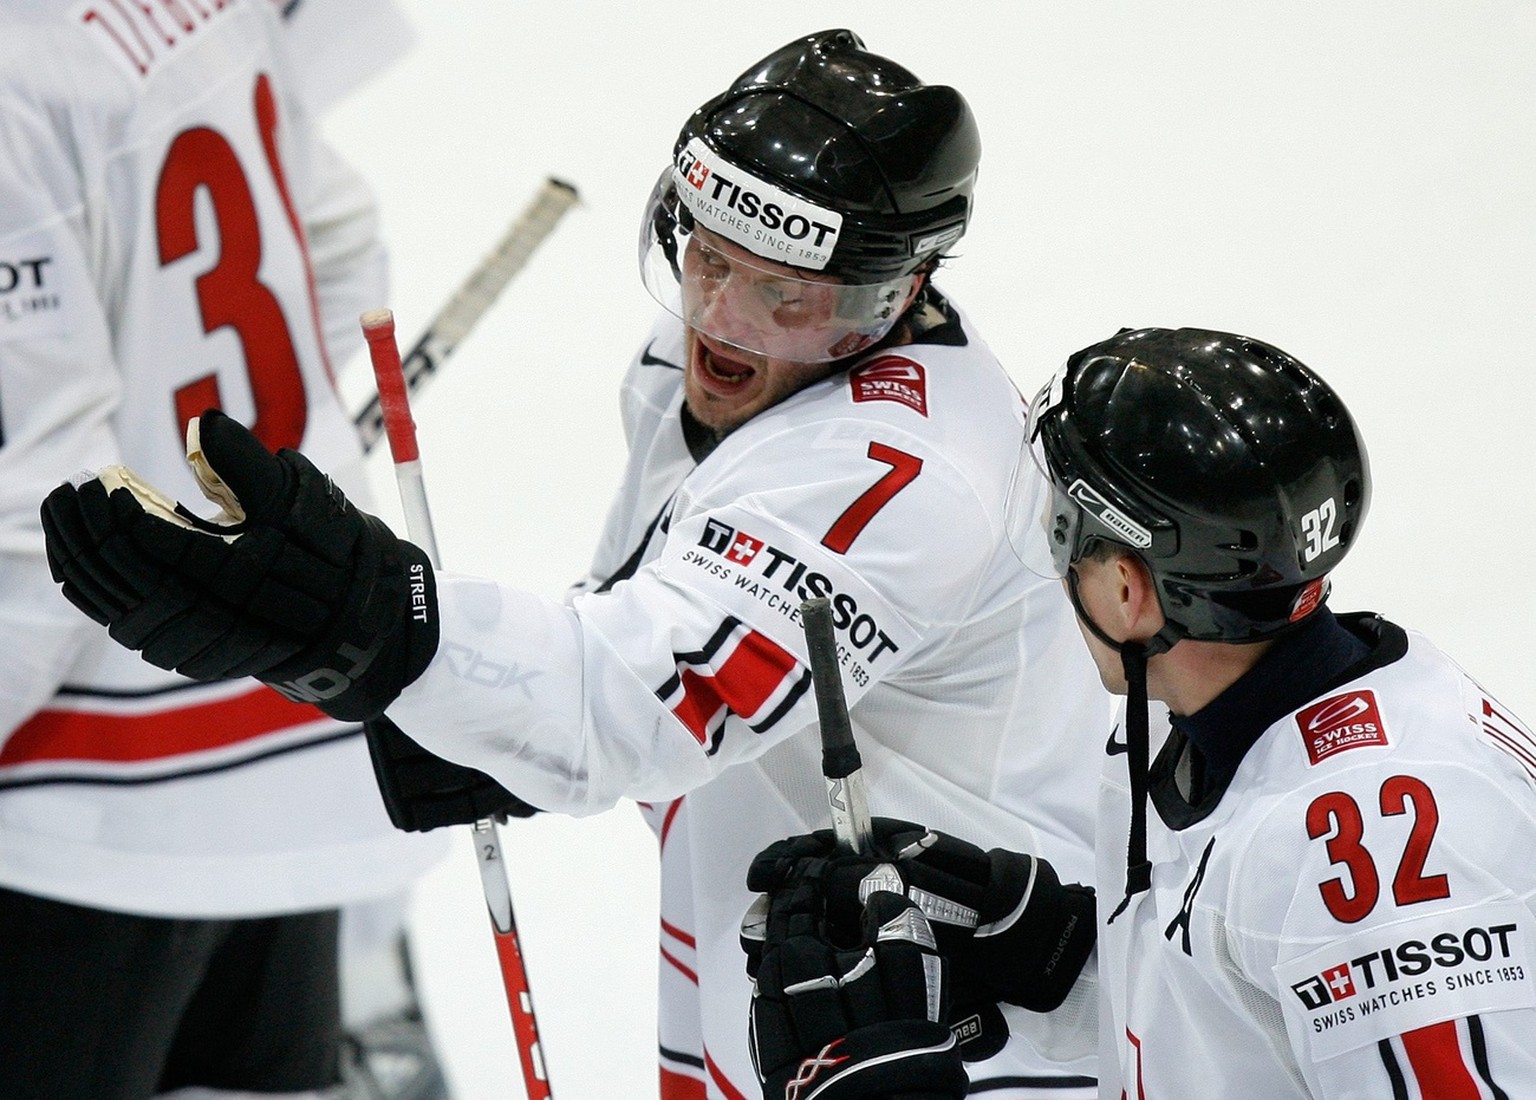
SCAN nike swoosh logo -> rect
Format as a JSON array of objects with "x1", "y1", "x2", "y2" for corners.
[
  {"x1": 640, "y1": 340, "x2": 682, "y2": 370},
  {"x1": 1105, "y1": 725, "x2": 1128, "y2": 756}
]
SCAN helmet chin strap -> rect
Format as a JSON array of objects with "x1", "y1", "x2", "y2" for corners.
[{"x1": 1066, "y1": 567, "x2": 1179, "y2": 923}]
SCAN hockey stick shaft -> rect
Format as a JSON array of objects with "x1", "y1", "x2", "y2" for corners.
[
  {"x1": 355, "y1": 177, "x2": 580, "y2": 453},
  {"x1": 362, "y1": 309, "x2": 554, "y2": 1100},
  {"x1": 800, "y1": 597, "x2": 874, "y2": 855}
]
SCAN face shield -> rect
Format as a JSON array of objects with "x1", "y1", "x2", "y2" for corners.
[{"x1": 638, "y1": 154, "x2": 920, "y2": 364}]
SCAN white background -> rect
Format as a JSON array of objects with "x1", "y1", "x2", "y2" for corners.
[{"x1": 320, "y1": 3, "x2": 1536, "y2": 1096}]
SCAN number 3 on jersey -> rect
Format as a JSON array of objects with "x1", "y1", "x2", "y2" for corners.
[
  {"x1": 821, "y1": 442, "x2": 923, "y2": 554},
  {"x1": 156, "y1": 73, "x2": 317, "y2": 453},
  {"x1": 1306, "y1": 774, "x2": 1452, "y2": 923}
]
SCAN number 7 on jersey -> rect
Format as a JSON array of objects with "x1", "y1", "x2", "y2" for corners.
[{"x1": 821, "y1": 442, "x2": 923, "y2": 554}]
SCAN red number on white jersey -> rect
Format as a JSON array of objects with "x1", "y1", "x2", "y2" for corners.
[
  {"x1": 820, "y1": 442, "x2": 923, "y2": 554},
  {"x1": 1305, "y1": 775, "x2": 1450, "y2": 923},
  {"x1": 155, "y1": 73, "x2": 311, "y2": 452}
]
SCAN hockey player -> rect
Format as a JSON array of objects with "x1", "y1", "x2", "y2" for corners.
[
  {"x1": 36, "y1": 29, "x2": 1115, "y2": 1098},
  {"x1": 743, "y1": 328, "x2": 1536, "y2": 1097},
  {"x1": 0, "y1": 1, "x2": 448, "y2": 1097}
]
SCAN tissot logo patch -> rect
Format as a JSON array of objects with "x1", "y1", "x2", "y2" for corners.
[
  {"x1": 849, "y1": 356, "x2": 928, "y2": 416},
  {"x1": 1297, "y1": 690, "x2": 1387, "y2": 765},
  {"x1": 690, "y1": 517, "x2": 902, "y2": 672},
  {"x1": 0, "y1": 246, "x2": 70, "y2": 342},
  {"x1": 1275, "y1": 904, "x2": 1535, "y2": 1060}
]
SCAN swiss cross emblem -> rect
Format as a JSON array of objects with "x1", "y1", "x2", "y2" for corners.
[
  {"x1": 686, "y1": 160, "x2": 710, "y2": 188},
  {"x1": 726, "y1": 532, "x2": 763, "y2": 564},
  {"x1": 1323, "y1": 964, "x2": 1355, "y2": 1000}
]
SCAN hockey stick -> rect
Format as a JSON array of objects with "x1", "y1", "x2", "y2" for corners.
[
  {"x1": 800, "y1": 597, "x2": 874, "y2": 855},
  {"x1": 362, "y1": 309, "x2": 555, "y2": 1100},
  {"x1": 354, "y1": 177, "x2": 580, "y2": 454}
]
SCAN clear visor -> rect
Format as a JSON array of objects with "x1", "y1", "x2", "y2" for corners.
[
  {"x1": 638, "y1": 169, "x2": 919, "y2": 363},
  {"x1": 1006, "y1": 395, "x2": 1082, "y2": 580}
]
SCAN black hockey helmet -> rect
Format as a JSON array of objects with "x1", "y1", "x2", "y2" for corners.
[
  {"x1": 677, "y1": 28, "x2": 980, "y2": 280},
  {"x1": 639, "y1": 30, "x2": 980, "y2": 361},
  {"x1": 1022, "y1": 327, "x2": 1371, "y2": 645}
]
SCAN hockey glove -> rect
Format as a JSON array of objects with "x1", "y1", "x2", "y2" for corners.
[
  {"x1": 746, "y1": 818, "x2": 1095, "y2": 1015},
  {"x1": 748, "y1": 864, "x2": 968, "y2": 1100},
  {"x1": 40, "y1": 409, "x2": 437, "y2": 722},
  {"x1": 364, "y1": 716, "x2": 542, "y2": 831}
]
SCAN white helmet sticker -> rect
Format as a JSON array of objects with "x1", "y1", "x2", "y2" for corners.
[
  {"x1": 1068, "y1": 478, "x2": 1153, "y2": 549},
  {"x1": 673, "y1": 137, "x2": 843, "y2": 271}
]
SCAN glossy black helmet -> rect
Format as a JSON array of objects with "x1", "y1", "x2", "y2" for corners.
[
  {"x1": 1024, "y1": 327, "x2": 1371, "y2": 643},
  {"x1": 644, "y1": 29, "x2": 979, "y2": 283}
]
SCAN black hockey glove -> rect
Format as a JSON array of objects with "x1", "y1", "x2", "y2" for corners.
[
  {"x1": 363, "y1": 716, "x2": 542, "y2": 831},
  {"x1": 748, "y1": 863, "x2": 968, "y2": 1100},
  {"x1": 746, "y1": 818, "x2": 1095, "y2": 1016},
  {"x1": 40, "y1": 409, "x2": 437, "y2": 722}
]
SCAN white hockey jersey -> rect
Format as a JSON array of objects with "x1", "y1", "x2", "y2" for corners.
[
  {"x1": 0, "y1": 0, "x2": 443, "y2": 916},
  {"x1": 388, "y1": 300, "x2": 1114, "y2": 1097},
  {"x1": 1096, "y1": 613, "x2": 1536, "y2": 1099}
]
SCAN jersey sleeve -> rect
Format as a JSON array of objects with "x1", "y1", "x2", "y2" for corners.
[
  {"x1": 386, "y1": 411, "x2": 1000, "y2": 816},
  {"x1": 1228, "y1": 761, "x2": 1536, "y2": 1098}
]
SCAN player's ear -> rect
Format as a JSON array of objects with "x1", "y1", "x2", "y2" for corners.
[{"x1": 1113, "y1": 552, "x2": 1165, "y2": 641}]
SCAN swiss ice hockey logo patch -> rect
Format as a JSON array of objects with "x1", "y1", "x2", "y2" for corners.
[
  {"x1": 1297, "y1": 690, "x2": 1387, "y2": 765},
  {"x1": 849, "y1": 356, "x2": 928, "y2": 416}
]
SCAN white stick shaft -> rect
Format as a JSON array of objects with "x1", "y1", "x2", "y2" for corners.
[{"x1": 390, "y1": 460, "x2": 441, "y2": 568}]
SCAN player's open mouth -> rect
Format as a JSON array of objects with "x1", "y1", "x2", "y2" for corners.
[{"x1": 694, "y1": 342, "x2": 757, "y2": 393}]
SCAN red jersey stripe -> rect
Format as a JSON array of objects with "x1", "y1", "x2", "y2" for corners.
[
  {"x1": 660, "y1": 1067, "x2": 707, "y2": 1099},
  {"x1": 661, "y1": 944, "x2": 698, "y2": 985},
  {"x1": 1400, "y1": 1020, "x2": 1482, "y2": 1099},
  {"x1": 704, "y1": 1049, "x2": 750, "y2": 1100},
  {"x1": 662, "y1": 918, "x2": 697, "y2": 949},
  {"x1": 0, "y1": 685, "x2": 330, "y2": 766},
  {"x1": 673, "y1": 667, "x2": 726, "y2": 745},
  {"x1": 660, "y1": 797, "x2": 685, "y2": 848},
  {"x1": 671, "y1": 629, "x2": 800, "y2": 743}
]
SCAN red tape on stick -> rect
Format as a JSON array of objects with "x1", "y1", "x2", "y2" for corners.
[{"x1": 361, "y1": 309, "x2": 420, "y2": 463}]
